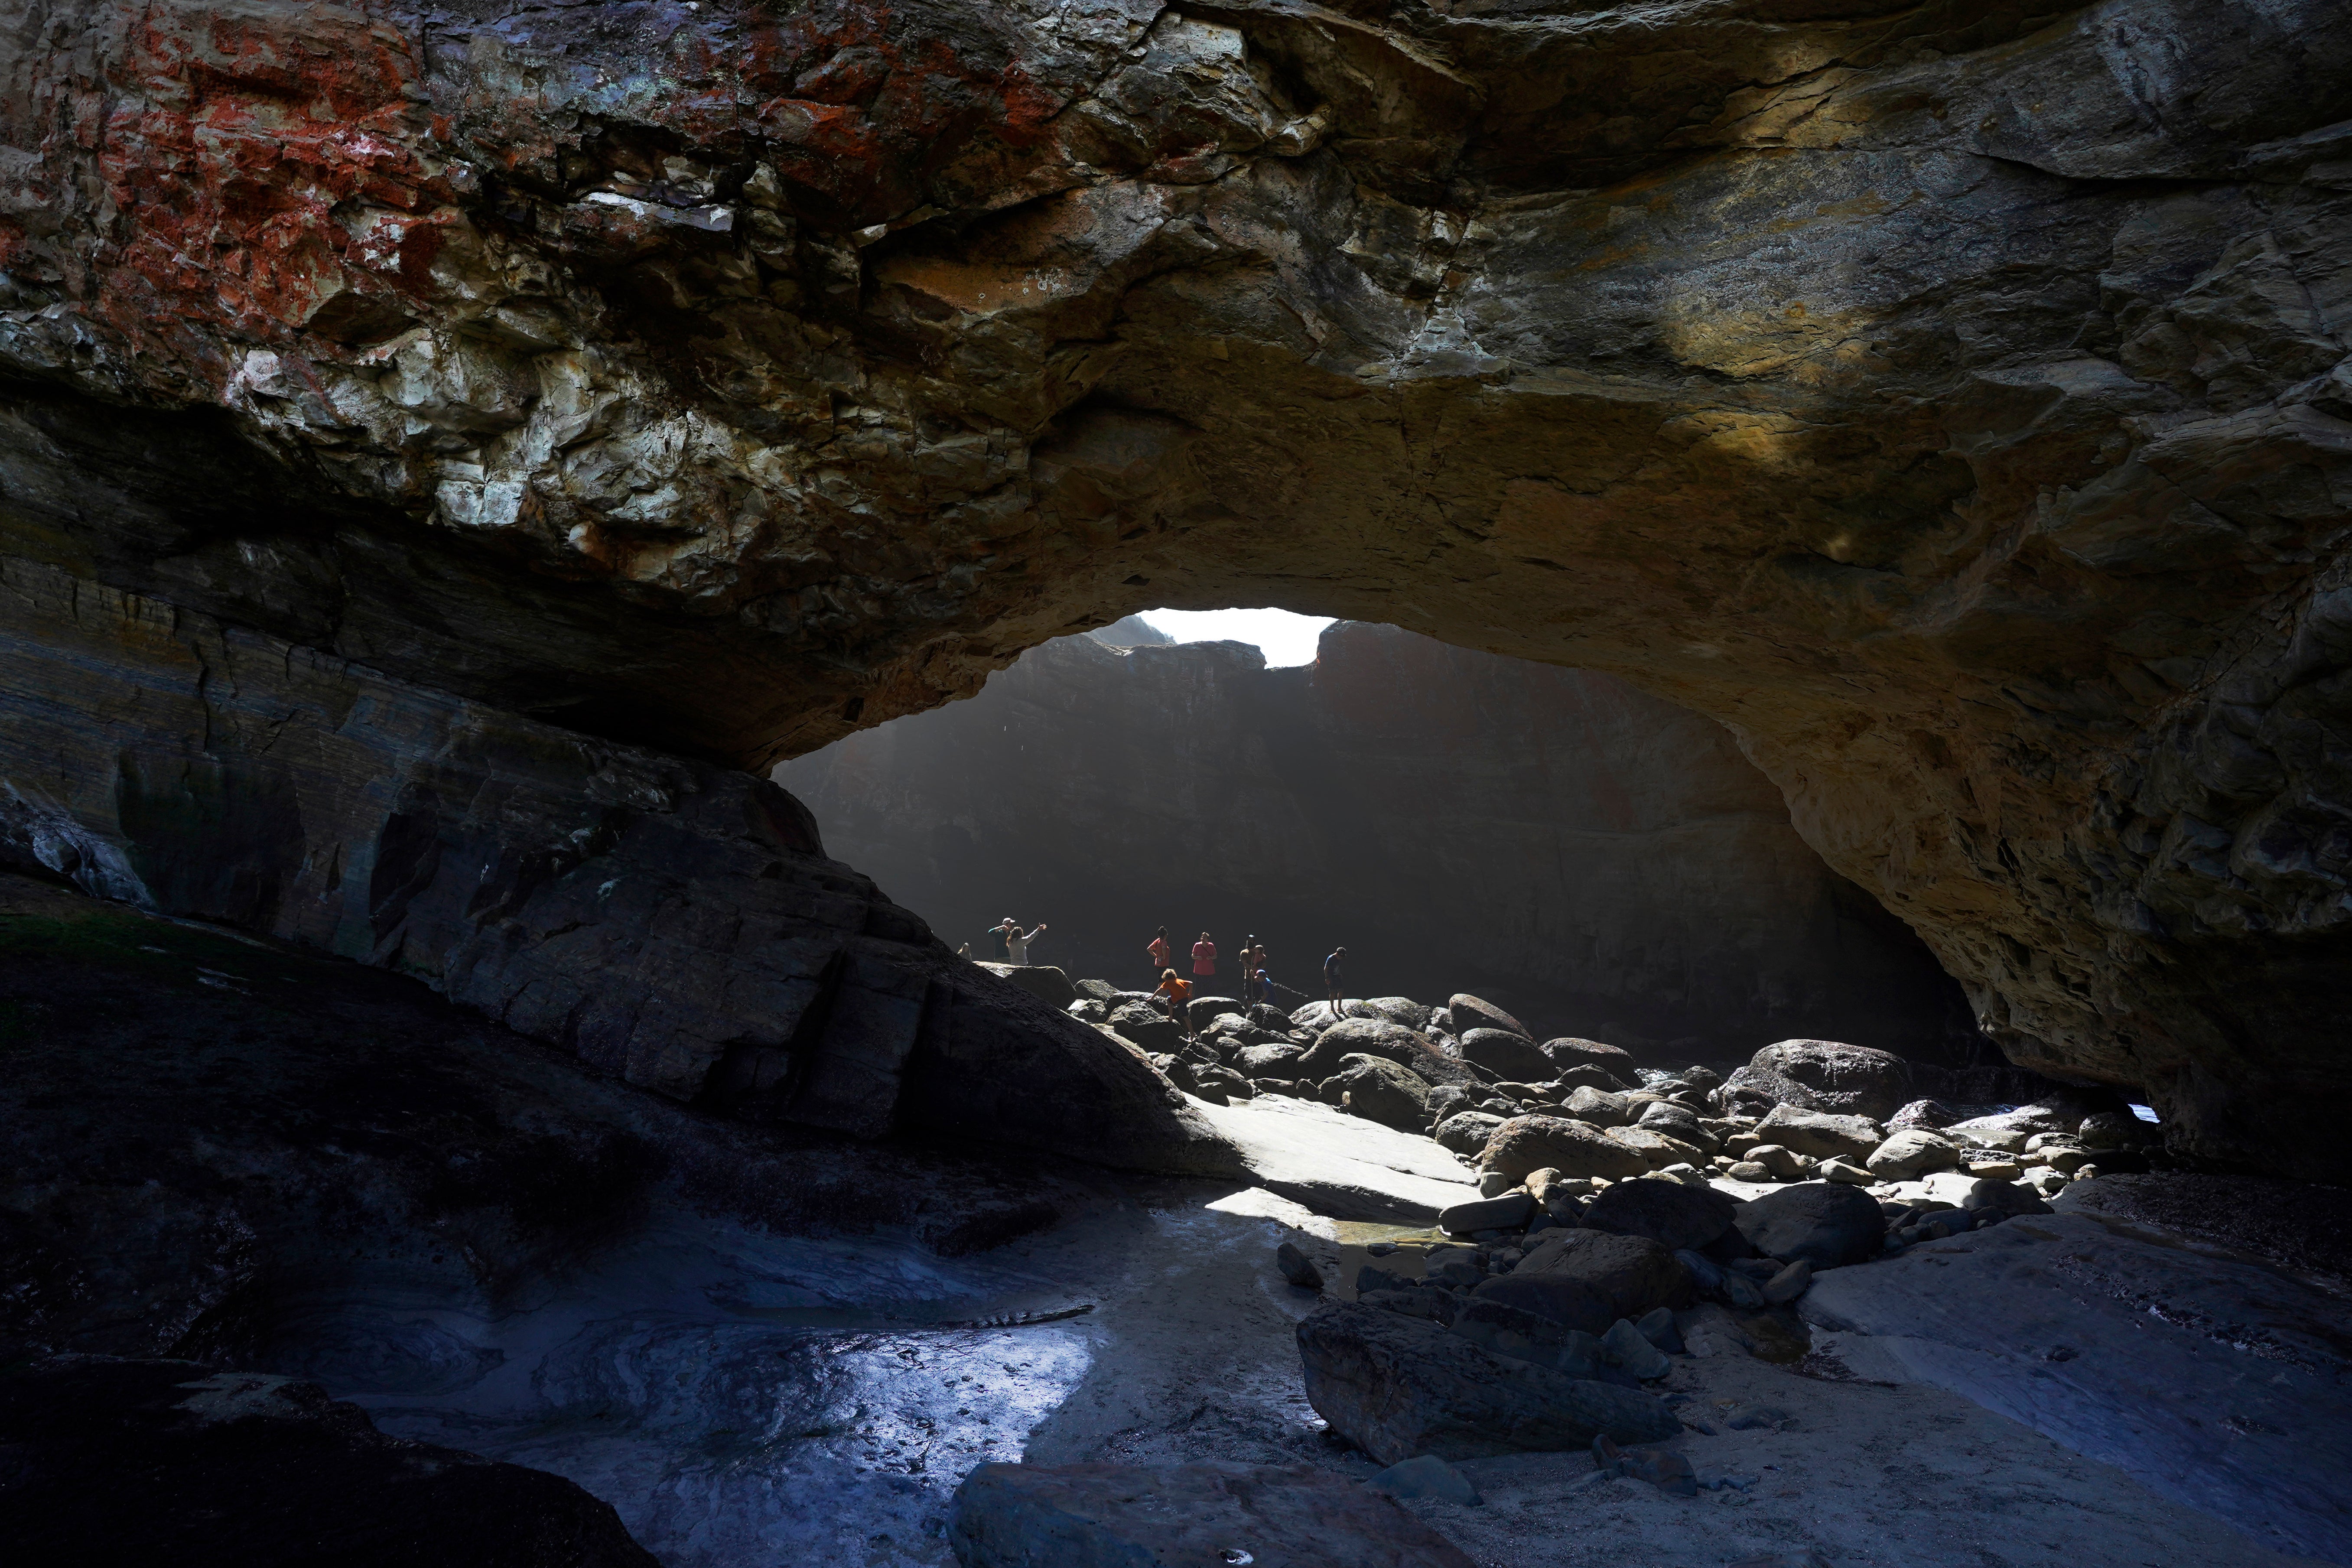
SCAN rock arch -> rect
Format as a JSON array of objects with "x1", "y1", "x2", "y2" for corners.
[{"x1": 2, "y1": 0, "x2": 2349, "y2": 1175}]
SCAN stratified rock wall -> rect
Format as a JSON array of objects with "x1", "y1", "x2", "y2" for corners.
[
  {"x1": 3, "y1": 0, "x2": 2351, "y2": 1173},
  {"x1": 780, "y1": 623, "x2": 1978, "y2": 1060},
  {"x1": 0, "y1": 557, "x2": 1233, "y2": 1173}
]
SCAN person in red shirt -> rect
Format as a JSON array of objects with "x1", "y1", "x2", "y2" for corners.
[
  {"x1": 1191, "y1": 932, "x2": 1217, "y2": 982},
  {"x1": 1154, "y1": 968, "x2": 1194, "y2": 1041},
  {"x1": 1147, "y1": 926, "x2": 1171, "y2": 981}
]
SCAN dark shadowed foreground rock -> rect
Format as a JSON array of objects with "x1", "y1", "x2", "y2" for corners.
[
  {"x1": 1734, "y1": 1184, "x2": 1889, "y2": 1269},
  {"x1": 1296, "y1": 1303, "x2": 1679, "y2": 1467},
  {"x1": 0, "y1": 1358, "x2": 656, "y2": 1567},
  {"x1": 0, "y1": 590, "x2": 1234, "y2": 1178},
  {"x1": 1582, "y1": 1178, "x2": 1739, "y2": 1252},
  {"x1": 1491, "y1": 1231, "x2": 1695, "y2": 1328},
  {"x1": 949, "y1": 1459, "x2": 1477, "y2": 1568}
]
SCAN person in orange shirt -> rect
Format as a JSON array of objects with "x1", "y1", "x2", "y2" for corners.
[
  {"x1": 1154, "y1": 968, "x2": 1194, "y2": 1041},
  {"x1": 1147, "y1": 926, "x2": 1171, "y2": 982}
]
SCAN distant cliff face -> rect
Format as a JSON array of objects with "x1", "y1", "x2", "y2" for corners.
[{"x1": 778, "y1": 624, "x2": 1977, "y2": 1063}]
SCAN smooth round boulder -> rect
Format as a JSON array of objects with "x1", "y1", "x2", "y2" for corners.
[
  {"x1": 1756, "y1": 1104, "x2": 1884, "y2": 1161},
  {"x1": 1719, "y1": 1040, "x2": 1913, "y2": 1121},
  {"x1": 1867, "y1": 1128, "x2": 1960, "y2": 1179},
  {"x1": 1552, "y1": 1063, "x2": 1633, "y2": 1094},
  {"x1": 1731, "y1": 1183, "x2": 1887, "y2": 1268},
  {"x1": 1326, "y1": 1054, "x2": 1433, "y2": 1132},
  {"x1": 1234, "y1": 1042, "x2": 1305, "y2": 1078},
  {"x1": 1581, "y1": 1176, "x2": 1737, "y2": 1252},
  {"x1": 1477, "y1": 1115, "x2": 1652, "y2": 1182},
  {"x1": 2077, "y1": 1110, "x2": 2149, "y2": 1150},
  {"x1": 1448, "y1": 993, "x2": 1530, "y2": 1039},
  {"x1": 1887, "y1": 1097, "x2": 1961, "y2": 1131},
  {"x1": 1542, "y1": 1038, "x2": 1638, "y2": 1082},
  {"x1": 1294, "y1": 1018, "x2": 1480, "y2": 1089},
  {"x1": 1636, "y1": 1101, "x2": 1714, "y2": 1151},
  {"x1": 1562, "y1": 1085, "x2": 1633, "y2": 1126},
  {"x1": 1433, "y1": 1110, "x2": 1507, "y2": 1157},
  {"x1": 1607, "y1": 1125, "x2": 1707, "y2": 1170},
  {"x1": 1499, "y1": 1229, "x2": 1694, "y2": 1322},
  {"x1": 1346, "y1": 996, "x2": 1436, "y2": 1029},
  {"x1": 1459, "y1": 1027, "x2": 1552, "y2": 1081}
]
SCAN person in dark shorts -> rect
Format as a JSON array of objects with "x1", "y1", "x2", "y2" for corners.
[
  {"x1": 1191, "y1": 932, "x2": 1217, "y2": 983},
  {"x1": 1324, "y1": 946, "x2": 1346, "y2": 1017},
  {"x1": 1147, "y1": 926, "x2": 1171, "y2": 982},
  {"x1": 1155, "y1": 968, "x2": 1194, "y2": 1041}
]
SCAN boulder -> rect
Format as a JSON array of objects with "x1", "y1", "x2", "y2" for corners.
[
  {"x1": 1919, "y1": 1171, "x2": 2052, "y2": 1216},
  {"x1": 1745, "y1": 1144, "x2": 1804, "y2": 1180},
  {"x1": 1297, "y1": 1302, "x2": 1679, "y2": 1466},
  {"x1": 1946, "y1": 1103, "x2": 2080, "y2": 1148},
  {"x1": 0, "y1": 1358, "x2": 658, "y2": 1567},
  {"x1": 1459, "y1": 1027, "x2": 1552, "y2": 1081},
  {"x1": 1432, "y1": 1110, "x2": 1508, "y2": 1157},
  {"x1": 1448, "y1": 994, "x2": 1529, "y2": 1039},
  {"x1": 1295, "y1": 1018, "x2": 1480, "y2": 1089},
  {"x1": 1867, "y1": 1128, "x2": 1960, "y2": 1180},
  {"x1": 1601, "y1": 1318, "x2": 1672, "y2": 1380},
  {"x1": 1368, "y1": 1453, "x2": 1483, "y2": 1506},
  {"x1": 1186, "y1": 995, "x2": 1246, "y2": 1030},
  {"x1": 1349, "y1": 997, "x2": 1437, "y2": 1030},
  {"x1": 1498, "y1": 1229, "x2": 1694, "y2": 1322},
  {"x1": 1246, "y1": 1003, "x2": 1293, "y2": 1032},
  {"x1": 1073, "y1": 978, "x2": 1124, "y2": 1003},
  {"x1": 1477, "y1": 1116, "x2": 1652, "y2": 1182},
  {"x1": 1562, "y1": 1086, "x2": 1633, "y2": 1126},
  {"x1": 1817, "y1": 1157, "x2": 1874, "y2": 1185},
  {"x1": 1329, "y1": 1055, "x2": 1434, "y2": 1132},
  {"x1": 1552, "y1": 1063, "x2": 1634, "y2": 1094},
  {"x1": 1440, "y1": 1191, "x2": 1535, "y2": 1235},
  {"x1": 1276, "y1": 1241, "x2": 1324, "y2": 1290},
  {"x1": 1635, "y1": 1101, "x2": 1714, "y2": 1150},
  {"x1": 1235, "y1": 1042, "x2": 1305, "y2": 1078},
  {"x1": 1732, "y1": 1183, "x2": 1887, "y2": 1268},
  {"x1": 1887, "y1": 1097, "x2": 1961, "y2": 1131},
  {"x1": 1106, "y1": 1003, "x2": 1182, "y2": 1054},
  {"x1": 950, "y1": 1459, "x2": 1478, "y2": 1568},
  {"x1": 1606, "y1": 1125, "x2": 1706, "y2": 1170},
  {"x1": 1581, "y1": 1176, "x2": 1737, "y2": 1252},
  {"x1": 973, "y1": 962, "x2": 1078, "y2": 1009},
  {"x1": 2077, "y1": 1111, "x2": 2150, "y2": 1151},
  {"x1": 1542, "y1": 1038, "x2": 1639, "y2": 1082},
  {"x1": 1756, "y1": 1104, "x2": 1884, "y2": 1161},
  {"x1": 1721, "y1": 1040, "x2": 1913, "y2": 1120}
]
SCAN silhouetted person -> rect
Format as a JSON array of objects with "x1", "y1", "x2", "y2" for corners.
[
  {"x1": 1147, "y1": 926, "x2": 1171, "y2": 982},
  {"x1": 988, "y1": 915, "x2": 1017, "y2": 960},
  {"x1": 1324, "y1": 946, "x2": 1346, "y2": 1018}
]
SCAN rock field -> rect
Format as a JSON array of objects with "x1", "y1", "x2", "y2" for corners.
[{"x1": 4, "y1": 878, "x2": 2349, "y2": 1567}]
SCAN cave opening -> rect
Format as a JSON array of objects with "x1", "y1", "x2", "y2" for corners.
[{"x1": 776, "y1": 604, "x2": 1996, "y2": 1078}]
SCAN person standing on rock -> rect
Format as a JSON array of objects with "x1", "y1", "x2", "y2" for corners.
[
  {"x1": 1191, "y1": 931, "x2": 1217, "y2": 986},
  {"x1": 1241, "y1": 933, "x2": 1262, "y2": 1004},
  {"x1": 1324, "y1": 946, "x2": 1346, "y2": 1017},
  {"x1": 1004, "y1": 921, "x2": 1047, "y2": 964},
  {"x1": 1147, "y1": 926, "x2": 1171, "y2": 982},
  {"x1": 1155, "y1": 968, "x2": 1194, "y2": 1041},
  {"x1": 987, "y1": 916, "x2": 1017, "y2": 961}
]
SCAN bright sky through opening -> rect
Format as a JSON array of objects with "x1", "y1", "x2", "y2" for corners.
[{"x1": 1139, "y1": 608, "x2": 1335, "y2": 667}]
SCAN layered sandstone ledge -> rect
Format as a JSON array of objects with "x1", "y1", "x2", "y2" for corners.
[{"x1": 2, "y1": 0, "x2": 2349, "y2": 1173}]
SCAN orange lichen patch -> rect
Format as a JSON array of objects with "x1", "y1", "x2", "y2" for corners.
[{"x1": 80, "y1": 3, "x2": 454, "y2": 374}]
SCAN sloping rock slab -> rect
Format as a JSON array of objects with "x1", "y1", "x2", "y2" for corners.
[
  {"x1": 949, "y1": 1459, "x2": 1476, "y2": 1568},
  {"x1": 1194, "y1": 1095, "x2": 1477, "y2": 1224},
  {"x1": 1801, "y1": 1214, "x2": 2352, "y2": 1564},
  {"x1": 1297, "y1": 1301, "x2": 1679, "y2": 1466},
  {"x1": 0, "y1": 1357, "x2": 656, "y2": 1566}
]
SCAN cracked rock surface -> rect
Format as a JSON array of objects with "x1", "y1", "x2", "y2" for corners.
[{"x1": 4, "y1": 0, "x2": 2352, "y2": 1171}]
